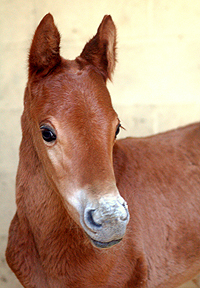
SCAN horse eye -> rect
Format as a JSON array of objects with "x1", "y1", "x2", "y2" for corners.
[
  {"x1": 40, "y1": 125, "x2": 57, "y2": 143},
  {"x1": 115, "y1": 123, "x2": 121, "y2": 138}
]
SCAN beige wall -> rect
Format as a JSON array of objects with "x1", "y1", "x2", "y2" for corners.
[{"x1": 1, "y1": 0, "x2": 200, "y2": 287}]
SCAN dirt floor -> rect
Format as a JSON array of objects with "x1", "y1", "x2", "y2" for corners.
[{"x1": 0, "y1": 234, "x2": 198, "y2": 288}]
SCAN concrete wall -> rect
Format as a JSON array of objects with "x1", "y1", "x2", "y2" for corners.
[{"x1": 1, "y1": 0, "x2": 200, "y2": 287}]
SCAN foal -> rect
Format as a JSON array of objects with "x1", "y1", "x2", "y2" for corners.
[{"x1": 6, "y1": 14, "x2": 200, "y2": 288}]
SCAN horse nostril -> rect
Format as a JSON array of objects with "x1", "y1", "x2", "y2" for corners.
[
  {"x1": 86, "y1": 209, "x2": 102, "y2": 228},
  {"x1": 120, "y1": 201, "x2": 129, "y2": 221}
]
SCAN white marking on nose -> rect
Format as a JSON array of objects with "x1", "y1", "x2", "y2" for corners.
[
  {"x1": 92, "y1": 196, "x2": 129, "y2": 225},
  {"x1": 67, "y1": 189, "x2": 129, "y2": 243}
]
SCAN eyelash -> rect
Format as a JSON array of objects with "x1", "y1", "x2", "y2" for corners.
[{"x1": 115, "y1": 123, "x2": 121, "y2": 138}]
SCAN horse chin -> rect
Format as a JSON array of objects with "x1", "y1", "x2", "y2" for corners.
[{"x1": 89, "y1": 237, "x2": 122, "y2": 249}]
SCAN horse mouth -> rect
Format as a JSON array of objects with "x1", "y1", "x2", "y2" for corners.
[{"x1": 89, "y1": 237, "x2": 122, "y2": 249}]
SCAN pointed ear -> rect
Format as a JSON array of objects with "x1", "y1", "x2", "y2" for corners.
[
  {"x1": 79, "y1": 15, "x2": 117, "y2": 81},
  {"x1": 29, "y1": 13, "x2": 61, "y2": 78}
]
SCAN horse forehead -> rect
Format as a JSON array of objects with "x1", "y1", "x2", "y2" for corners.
[
  {"x1": 37, "y1": 64, "x2": 115, "y2": 119},
  {"x1": 48, "y1": 61, "x2": 105, "y2": 92}
]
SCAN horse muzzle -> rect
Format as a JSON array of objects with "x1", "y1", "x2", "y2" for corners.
[{"x1": 81, "y1": 195, "x2": 129, "y2": 248}]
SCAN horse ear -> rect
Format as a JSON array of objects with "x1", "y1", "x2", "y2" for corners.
[
  {"x1": 29, "y1": 13, "x2": 61, "y2": 78},
  {"x1": 79, "y1": 15, "x2": 117, "y2": 81}
]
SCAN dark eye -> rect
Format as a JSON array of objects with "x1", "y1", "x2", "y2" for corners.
[
  {"x1": 40, "y1": 125, "x2": 57, "y2": 143},
  {"x1": 115, "y1": 123, "x2": 121, "y2": 138}
]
